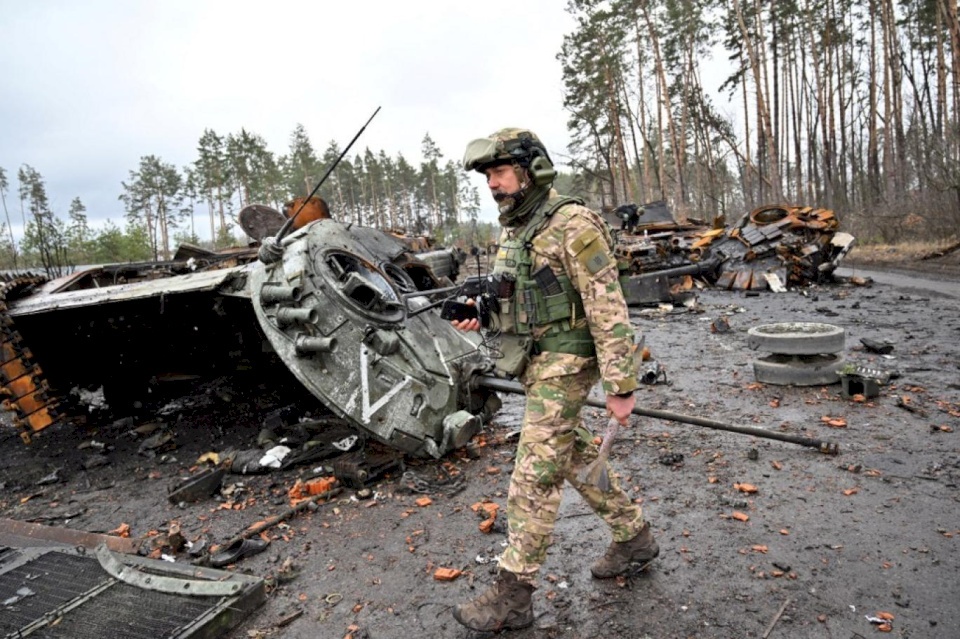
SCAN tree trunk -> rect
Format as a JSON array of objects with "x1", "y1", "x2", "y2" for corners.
[
  {"x1": 641, "y1": 0, "x2": 683, "y2": 212},
  {"x1": 734, "y1": 0, "x2": 782, "y2": 203}
]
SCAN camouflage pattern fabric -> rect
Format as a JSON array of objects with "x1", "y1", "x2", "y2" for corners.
[
  {"x1": 498, "y1": 189, "x2": 640, "y2": 395},
  {"x1": 498, "y1": 364, "x2": 644, "y2": 581},
  {"x1": 495, "y1": 192, "x2": 645, "y2": 582}
]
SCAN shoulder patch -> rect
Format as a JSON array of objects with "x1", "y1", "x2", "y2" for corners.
[
  {"x1": 581, "y1": 245, "x2": 611, "y2": 274},
  {"x1": 570, "y1": 228, "x2": 612, "y2": 274},
  {"x1": 570, "y1": 228, "x2": 601, "y2": 255}
]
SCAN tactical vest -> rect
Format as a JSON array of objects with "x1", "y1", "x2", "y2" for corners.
[{"x1": 492, "y1": 196, "x2": 597, "y2": 359}]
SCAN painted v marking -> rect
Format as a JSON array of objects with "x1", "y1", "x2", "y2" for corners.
[{"x1": 359, "y1": 344, "x2": 412, "y2": 423}]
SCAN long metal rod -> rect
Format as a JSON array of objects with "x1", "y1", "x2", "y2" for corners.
[
  {"x1": 401, "y1": 284, "x2": 460, "y2": 299},
  {"x1": 475, "y1": 375, "x2": 839, "y2": 454},
  {"x1": 277, "y1": 107, "x2": 381, "y2": 240}
]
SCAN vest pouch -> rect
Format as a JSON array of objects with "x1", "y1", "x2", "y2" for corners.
[
  {"x1": 540, "y1": 291, "x2": 573, "y2": 323},
  {"x1": 497, "y1": 298, "x2": 517, "y2": 333},
  {"x1": 494, "y1": 334, "x2": 534, "y2": 378}
]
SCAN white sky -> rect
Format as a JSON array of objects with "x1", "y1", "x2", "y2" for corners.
[{"x1": 0, "y1": 0, "x2": 580, "y2": 237}]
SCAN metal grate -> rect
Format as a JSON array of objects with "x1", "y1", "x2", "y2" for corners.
[
  {"x1": 0, "y1": 546, "x2": 263, "y2": 639},
  {"x1": 33, "y1": 582, "x2": 216, "y2": 639},
  {"x1": 1, "y1": 552, "x2": 109, "y2": 635}
]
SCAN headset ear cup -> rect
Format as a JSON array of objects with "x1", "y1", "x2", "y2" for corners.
[{"x1": 528, "y1": 155, "x2": 556, "y2": 186}]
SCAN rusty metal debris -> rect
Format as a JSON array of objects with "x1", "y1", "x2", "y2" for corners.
[
  {"x1": 0, "y1": 517, "x2": 141, "y2": 554},
  {"x1": 611, "y1": 202, "x2": 855, "y2": 305}
]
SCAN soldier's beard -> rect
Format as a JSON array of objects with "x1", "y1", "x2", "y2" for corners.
[{"x1": 492, "y1": 178, "x2": 531, "y2": 217}]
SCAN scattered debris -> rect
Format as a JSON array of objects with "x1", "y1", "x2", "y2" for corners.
[
  {"x1": 761, "y1": 597, "x2": 791, "y2": 639},
  {"x1": 866, "y1": 610, "x2": 895, "y2": 632},
  {"x1": 209, "y1": 537, "x2": 270, "y2": 568},
  {"x1": 433, "y1": 567, "x2": 463, "y2": 581},
  {"x1": 194, "y1": 485, "x2": 342, "y2": 567},
  {"x1": 332, "y1": 448, "x2": 405, "y2": 488},
  {"x1": 838, "y1": 364, "x2": 891, "y2": 399},
  {"x1": 3, "y1": 586, "x2": 36, "y2": 606},
  {"x1": 168, "y1": 467, "x2": 226, "y2": 504},
  {"x1": 471, "y1": 501, "x2": 500, "y2": 533},
  {"x1": 860, "y1": 338, "x2": 894, "y2": 355},
  {"x1": 710, "y1": 316, "x2": 732, "y2": 333},
  {"x1": 640, "y1": 360, "x2": 668, "y2": 385},
  {"x1": 138, "y1": 430, "x2": 175, "y2": 456},
  {"x1": 895, "y1": 395, "x2": 928, "y2": 417},
  {"x1": 36, "y1": 469, "x2": 61, "y2": 486},
  {"x1": 820, "y1": 416, "x2": 848, "y2": 428},
  {"x1": 658, "y1": 452, "x2": 684, "y2": 466},
  {"x1": 288, "y1": 476, "x2": 337, "y2": 503}
]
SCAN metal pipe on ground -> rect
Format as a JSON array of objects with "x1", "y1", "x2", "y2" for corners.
[{"x1": 475, "y1": 375, "x2": 839, "y2": 455}]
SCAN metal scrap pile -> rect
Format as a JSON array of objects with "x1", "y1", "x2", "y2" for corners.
[{"x1": 612, "y1": 202, "x2": 855, "y2": 305}]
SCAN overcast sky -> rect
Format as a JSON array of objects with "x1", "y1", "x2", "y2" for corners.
[{"x1": 0, "y1": 0, "x2": 583, "y2": 237}]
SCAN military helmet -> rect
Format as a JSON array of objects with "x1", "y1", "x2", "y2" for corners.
[{"x1": 462, "y1": 128, "x2": 554, "y2": 174}]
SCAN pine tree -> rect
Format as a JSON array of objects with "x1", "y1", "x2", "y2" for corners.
[{"x1": 0, "y1": 166, "x2": 17, "y2": 268}]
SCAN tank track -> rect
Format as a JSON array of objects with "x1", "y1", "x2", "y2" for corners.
[{"x1": 0, "y1": 274, "x2": 65, "y2": 443}]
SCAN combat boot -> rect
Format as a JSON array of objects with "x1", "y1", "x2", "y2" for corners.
[
  {"x1": 591, "y1": 521, "x2": 659, "y2": 579},
  {"x1": 452, "y1": 571, "x2": 535, "y2": 632}
]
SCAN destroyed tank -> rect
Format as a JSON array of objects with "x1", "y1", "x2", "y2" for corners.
[
  {"x1": 0, "y1": 207, "x2": 493, "y2": 458},
  {"x1": 610, "y1": 201, "x2": 856, "y2": 305}
]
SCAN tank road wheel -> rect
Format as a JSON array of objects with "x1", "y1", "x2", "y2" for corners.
[
  {"x1": 747, "y1": 322, "x2": 845, "y2": 355},
  {"x1": 749, "y1": 322, "x2": 846, "y2": 386},
  {"x1": 753, "y1": 353, "x2": 846, "y2": 386}
]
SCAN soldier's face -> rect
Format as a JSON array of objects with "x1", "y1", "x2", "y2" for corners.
[{"x1": 484, "y1": 164, "x2": 520, "y2": 197}]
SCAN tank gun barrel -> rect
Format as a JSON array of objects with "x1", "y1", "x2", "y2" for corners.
[{"x1": 475, "y1": 375, "x2": 839, "y2": 455}]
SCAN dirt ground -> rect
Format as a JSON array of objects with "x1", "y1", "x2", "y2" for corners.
[{"x1": 2, "y1": 254, "x2": 959, "y2": 639}]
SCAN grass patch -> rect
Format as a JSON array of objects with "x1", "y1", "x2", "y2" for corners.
[{"x1": 850, "y1": 239, "x2": 960, "y2": 263}]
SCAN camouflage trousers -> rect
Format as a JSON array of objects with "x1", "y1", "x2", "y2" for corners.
[{"x1": 498, "y1": 366, "x2": 645, "y2": 583}]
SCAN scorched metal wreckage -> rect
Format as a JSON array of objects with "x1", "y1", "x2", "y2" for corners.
[{"x1": 0, "y1": 201, "x2": 498, "y2": 458}]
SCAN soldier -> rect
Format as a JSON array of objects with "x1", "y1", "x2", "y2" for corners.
[{"x1": 452, "y1": 128, "x2": 659, "y2": 632}]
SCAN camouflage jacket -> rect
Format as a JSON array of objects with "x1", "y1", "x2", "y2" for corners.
[{"x1": 499, "y1": 189, "x2": 640, "y2": 395}]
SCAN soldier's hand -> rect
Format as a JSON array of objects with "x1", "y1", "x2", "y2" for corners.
[
  {"x1": 452, "y1": 317, "x2": 481, "y2": 331},
  {"x1": 451, "y1": 299, "x2": 481, "y2": 332},
  {"x1": 606, "y1": 393, "x2": 635, "y2": 425}
]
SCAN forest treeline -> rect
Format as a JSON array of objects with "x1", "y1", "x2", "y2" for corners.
[
  {"x1": 0, "y1": 127, "x2": 498, "y2": 276},
  {"x1": 2, "y1": 0, "x2": 957, "y2": 276},
  {"x1": 560, "y1": 0, "x2": 960, "y2": 243}
]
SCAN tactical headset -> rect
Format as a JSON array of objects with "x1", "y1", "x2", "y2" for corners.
[{"x1": 510, "y1": 136, "x2": 557, "y2": 187}]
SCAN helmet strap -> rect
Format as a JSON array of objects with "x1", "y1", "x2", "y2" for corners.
[{"x1": 498, "y1": 176, "x2": 549, "y2": 227}]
